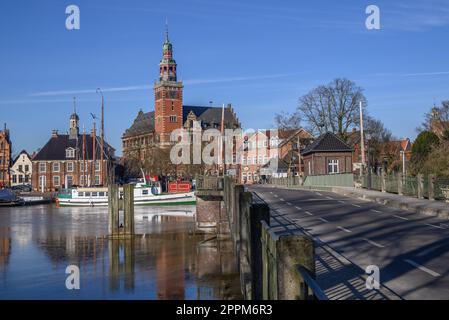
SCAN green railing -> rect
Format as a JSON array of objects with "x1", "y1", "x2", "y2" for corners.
[
  {"x1": 361, "y1": 174, "x2": 449, "y2": 201},
  {"x1": 303, "y1": 173, "x2": 354, "y2": 187}
]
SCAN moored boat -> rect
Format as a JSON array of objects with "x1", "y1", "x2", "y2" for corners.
[{"x1": 56, "y1": 181, "x2": 196, "y2": 207}]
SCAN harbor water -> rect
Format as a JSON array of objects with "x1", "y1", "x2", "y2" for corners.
[{"x1": 0, "y1": 204, "x2": 242, "y2": 299}]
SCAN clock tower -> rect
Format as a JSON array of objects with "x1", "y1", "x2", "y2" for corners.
[{"x1": 154, "y1": 27, "x2": 183, "y2": 146}]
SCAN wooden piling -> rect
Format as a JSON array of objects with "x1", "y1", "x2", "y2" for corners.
[
  {"x1": 108, "y1": 184, "x2": 119, "y2": 236},
  {"x1": 124, "y1": 184, "x2": 134, "y2": 236}
]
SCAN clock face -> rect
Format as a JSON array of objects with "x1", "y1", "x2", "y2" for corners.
[{"x1": 168, "y1": 90, "x2": 177, "y2": 99}]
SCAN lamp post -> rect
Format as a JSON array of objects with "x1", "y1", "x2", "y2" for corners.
[{"x1": 366, "y1": 133, "x2": 372, "y2": 189}]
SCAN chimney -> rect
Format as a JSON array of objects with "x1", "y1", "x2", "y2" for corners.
[{"x1": 52, "y1": 129, "x2": 58, "y2": 138}]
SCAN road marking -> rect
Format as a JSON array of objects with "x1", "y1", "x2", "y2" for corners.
[
  {"x1": 270, "y1": 191, "x2": 273, "y2": 194},
  {"x1": 370, "y1": 209, "x2": 382, "y2": 213},
  {"x1": 286, "y1": 202, "x2": 292, "y2": 206},
  {"x1": 352, "y1": 204, "x2": 361, "y2": 208},
  {"x1": 404, "y1": 259, "x2": 441, "y2": 277},
  {"x1": 425, "y1": 223, "x2": 446, "y2": 230},
  {"x1": 441, "y1": 223, "x2": 449, "y2": 228},
  {"x1": 361, "y1": 238, "x2": 385, "y2": 248},
  {"x1": 295, "y1": 206, "x2": 302, "y2": 210},
  {"x1": 326, "y1": 196, "x2": 334, "y2": 200},
  {"x1": 338, "y1": 200, "x2": 345, "y2": 204},
  {"x1": 305, "y1": 211, "x2": 313, "y2": 216},
  {"x1": 274, "y1": 194, "x2": 278, "y2": 198},
  {"x1": 393, "y1": 214, "x2": 409, "y2": 221},
  {"x1": 318, "y1": 217, "x2": 329, "y2": 223},
  {"x1": 316, "y1": 192, "x2": 323, "y2": 196},
  {"x1": 337, "y1": 226, "x2": 352, "y2": 233},
  {"x1": 280, "y1": 198, "x2": 285, "y2": 201}
]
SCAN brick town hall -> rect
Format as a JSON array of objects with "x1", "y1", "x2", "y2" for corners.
[{"x1": 122, "y1": 29, "x2": 240, "y2": 165}]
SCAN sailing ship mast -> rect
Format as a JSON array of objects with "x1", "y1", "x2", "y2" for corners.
[
  {"x1": 82, "y1": 125, "x2": 86, "y2": 187},
  {"x1": 97, "y1": 88, "x2": 105, "y2": 186}
]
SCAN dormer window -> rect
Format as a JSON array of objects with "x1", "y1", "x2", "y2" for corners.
[{"x1": 66, "y1": 148, "x2": 75, "y2": 158}]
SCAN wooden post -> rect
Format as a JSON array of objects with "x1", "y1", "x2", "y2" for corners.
[
  {"x1": 108, "y1": 184, "x2": 119, "y2": 236},
  {"x1": 397, "y1": 172, "x2": 403, "y2": 196},
  {"x1": 417, "y1": 174, "x2": 424, "y2": 199},
  {"x1": 428, "y1": 174, "x2": 435, "y2": 201},
  {"x1": 124, "y1": 184, "x2": 134, "y2": 236}
]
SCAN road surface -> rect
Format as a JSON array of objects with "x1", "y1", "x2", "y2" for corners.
[{"x1": 250, "y1": 185, "x2": 449, "y2": 300}]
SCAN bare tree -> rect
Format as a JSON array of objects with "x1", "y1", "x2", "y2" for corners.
[
  {"x1": 364, "y1": 115, "x2": 393, "y2": 143},
  {"x1": 274, "y1": 111, "x2": 302, "y2": 130},
  {"x1": 298, "y1": 78, "x2": 367, "y2": 138}
]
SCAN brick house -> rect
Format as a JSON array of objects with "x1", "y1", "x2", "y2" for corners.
[
  {"x1": 239, "y1": 128, "x2": 313, "y2": 183},
  {"x1": 32, "y1": 112, "x2": 115, "y2": 192},
  {"x1": 302, "y1": 132, "x2": 353, "y2": 176},
  {"x1": 0, "y1": 126, "x2": 11, "y2": 188}
]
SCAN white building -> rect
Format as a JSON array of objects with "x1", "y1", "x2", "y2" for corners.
[{"x1": 10, "y1": 150, "x2": 32, "y2": 186}]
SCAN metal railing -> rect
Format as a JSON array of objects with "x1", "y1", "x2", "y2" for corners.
[
  {"x1": 296, "y1": 266, "x2": 328, "y2": 300},
  {"x1": 361, "y1": 174, "x2": 449, "y2": 201},
  {"x1": 195, "y1": 175, "x2": 224, "y2": 191}
]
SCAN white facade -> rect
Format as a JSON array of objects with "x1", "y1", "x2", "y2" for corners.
[{"x1": 10, "y1": 151, "x2": 32, "y2": 186}]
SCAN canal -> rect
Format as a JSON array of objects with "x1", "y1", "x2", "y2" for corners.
[{"x1": 0, "y1": 204, "x2": 242, "y2": 299}]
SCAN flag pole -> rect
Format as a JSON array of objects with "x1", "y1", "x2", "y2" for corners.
[{"x1": 359, "y1": 101, "x2": 366, "y2": 173}]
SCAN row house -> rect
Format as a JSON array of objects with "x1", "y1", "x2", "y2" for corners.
[
  {"x1": 10, "y1": 150, "x2": 32, "y2": 186},
  {"x1": 32, "y1": 112, "x2": 115, "y2": 192},
  {"x1": 0, "y1": 126, "x2": 11, "y2": 188}
]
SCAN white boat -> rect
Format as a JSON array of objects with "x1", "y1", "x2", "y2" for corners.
[{"x1": 56, "y1": 181, "x2": 196, "y2": 207}]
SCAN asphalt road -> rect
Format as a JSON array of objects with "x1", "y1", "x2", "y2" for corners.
[{"x1": 250, "y1": 185, "x2": 449, "y2": 300}]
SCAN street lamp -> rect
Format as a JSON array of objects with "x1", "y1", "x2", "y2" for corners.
[{"x1": 366, "y1": 133, "x2": 372, "y2": 189}]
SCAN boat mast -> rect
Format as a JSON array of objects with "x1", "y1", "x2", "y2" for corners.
[
  {"x1": 92, "y1": 120, "x2": 96, "y2": 186},
  {"x1": 82, "y1": 125, "x2": 86, "y2": 187},
  {"x1": 97, "y1": 88, "x2": 105, "y2": 186},
  {"x1": 1, "y1": 123, "x2": 6, "y2": 187}
]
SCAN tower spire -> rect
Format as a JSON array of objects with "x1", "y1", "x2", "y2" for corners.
[
  {"x1": 73, "y1": 96, "x2": 77, "y2": 114},
  {"x1": 165, "y1": 18, "x2": 169, "y2": 42}
]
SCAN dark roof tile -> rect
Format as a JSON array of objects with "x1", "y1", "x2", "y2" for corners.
[
  {"x1": 302, "y1": 132, "x2": 352, "y2": 156},
  {"x1": 33, "y1": 134, "x2": 115, "y2": 161}
]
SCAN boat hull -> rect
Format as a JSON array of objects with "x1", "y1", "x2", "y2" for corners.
[{"x1": 57, "y1": 192, "x2": 196, "y2": 207}]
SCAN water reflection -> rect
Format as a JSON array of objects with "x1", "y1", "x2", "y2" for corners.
[{"x1": 0, "y1": 204, "x2": 242, "y2": 300}]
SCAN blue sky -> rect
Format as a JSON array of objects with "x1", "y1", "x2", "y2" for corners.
[{"x1": 1, "y1": 0, "x2": 449, "y2": 156}]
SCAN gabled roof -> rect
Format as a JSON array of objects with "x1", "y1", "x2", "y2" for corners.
[
  {"x1": 12, "y1": 150, "x2": 31, "y2": 164},
  {"x1": 122, "y1": 110, "x2": 155, "y2": 138},
  {"x1": 278, "y1": 128, "x2": 314, "y2": 148},
  {"x1": 302, "y1": 132, "x2": 353, "y2": 156},
  {"x1": 183, "y1": 105, "x2": 240, "y2": 129},
  {"x1": 123, "y1": 105, "x2": 240, "y2": 139},
  {"x1": 261, "y1": 158, "x2": 289, "y2": 172},
  {"x1": 33, "y1": 134, "x2": 115, "y2": 161}
]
